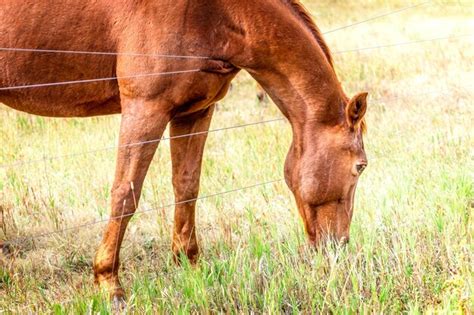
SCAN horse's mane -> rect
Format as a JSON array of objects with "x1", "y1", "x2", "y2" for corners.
[
  {"x1": 284, "y1": 0, "x2": 334, "y2": 70},
  {"x1": 283, "y1": 1, "x2": 367, "y2": 133}
]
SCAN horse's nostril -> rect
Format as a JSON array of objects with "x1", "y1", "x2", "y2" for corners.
[{"x1": 356, "y1": 163, "x2": 367, "y2": 174}]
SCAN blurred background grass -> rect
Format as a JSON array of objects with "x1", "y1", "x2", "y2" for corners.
[{"x1": 0, "y1": 0, "x2": 473, "y2": 313}]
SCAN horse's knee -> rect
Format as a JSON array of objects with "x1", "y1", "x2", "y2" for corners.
[
  {"x1": 110, "y1": 182, "x2": 140, "y2": 215},
  {"x1": 172, "y1": 175, "x2": 200, "y2": 201}
]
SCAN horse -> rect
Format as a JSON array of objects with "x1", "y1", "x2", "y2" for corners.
[{"x1": 0, "y1": 0, "x2": 368, "y2": 304}]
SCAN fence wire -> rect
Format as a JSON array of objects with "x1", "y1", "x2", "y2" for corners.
[
  {"x1": 0, "y1": 118, "x2": 285, "y2": 169},
  {"x1": 0, "y1": 0, "x2": 434, "y2": 61},
  {"x1": 0, "y1": 47, "x2": 210, "y2": 59},
  {"x1": 1, "y1": 82, "x2": 471, "y2": 246},
  {"x1": 1, "y1": 80, "x2": 471, "y2": 170},
  {"x1": 323, "y1": 0, "x2": 432, "y2": 34},
  {"x1": 0, "y1": 69, "x2": 201, "y2": 91},
  {"x1": 333, "y1": 34, "x2": 473, "y2": 54},
  {"x1": 4, "y1": 178, "x2": 284, "y2": 246},
  {"x1": 0, "y1": 33, "x2": 470, "y2": 93}
]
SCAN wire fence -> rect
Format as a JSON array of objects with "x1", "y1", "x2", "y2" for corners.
[
  {"x1": 0, "y1": 33, "x2": 470, "y2": 93},
  {"x1": 0, "y1": 0, "x2": 438, "y2": 61},
  {"x1": 0, "y1": 78, "x2": 471, "y2": 170},
  {"x1": 0, "y1": 0, "x2": 471, "y2": 254},
  {"x1": 0, "y1": 47, "x2": 210, "y2": 59},
  {"x1": 1, "y1": 1, "x2": 472, "y2": 312},
  {"x1": 1, "y1": 81, "x2": 470, "y2": 249},
  {"x1": 0, "y1": 33, "x2": 471, "y2": 170},
  {"x1": 323, "y1": 0, "x2": 432, "y2": 34},
  {"x1": 332, "y1": 34, "x2": 473, "y2": 54},
  {"x1": 4, "y1": 179, "x2": 285, "y2": 246},
  {"x1": 0, "y1": 6, "x2": 471, "y2": 248},
  {"x1": 0, "y1": 69, "x2": 202, "y2": 91},
  {"x1": 0, "y1": 118, "x2": 285, "y2": 169}
]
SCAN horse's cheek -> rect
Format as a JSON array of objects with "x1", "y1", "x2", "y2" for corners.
[{"x1": 299, "y1": 174, "x2": 320, "y2": 205}]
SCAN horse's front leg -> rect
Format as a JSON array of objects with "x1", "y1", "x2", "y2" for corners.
[
  {"x1": 93, "y1": 99, "x2": 170, "y2": 303},
  {"x1": 170, "y1": 105, "x2": 215, "y2": 264}
]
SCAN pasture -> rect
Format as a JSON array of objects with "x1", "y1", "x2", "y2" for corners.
[{"x1": 0, "y1": 0, "x2": 473, "y2": 313}]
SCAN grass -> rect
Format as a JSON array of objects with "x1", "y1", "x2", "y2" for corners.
[{"x1": 0, "y1": 0, "x2": 473, "y2": 313}]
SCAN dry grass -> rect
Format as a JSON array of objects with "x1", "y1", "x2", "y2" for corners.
[{"x1": 0, "y1": 0, "x2": 473, "y2": 313}]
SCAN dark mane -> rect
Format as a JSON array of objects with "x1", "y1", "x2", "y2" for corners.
[{"x1": 284, "y1": 0, "x2": 334, "y2": 69}]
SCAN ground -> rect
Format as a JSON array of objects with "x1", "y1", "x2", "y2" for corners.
[{"x1": 0, "y1": 0, "x2": 473, "y2": 313}]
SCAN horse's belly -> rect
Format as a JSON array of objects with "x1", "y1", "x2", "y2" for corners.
[
  {"x1": 0, "y1": 57, "x2": 121, "y2": 117},
  {"x1": 0, "y1": 0, "x2": 122, "y2": 117},
  {"x1": 0, "y1": 92, "x2": 121, "y2": 117}
]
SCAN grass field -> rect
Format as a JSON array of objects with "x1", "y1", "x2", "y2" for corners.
[{"x1": 1, "y1": 0, "x2": 473, "y2": 313}]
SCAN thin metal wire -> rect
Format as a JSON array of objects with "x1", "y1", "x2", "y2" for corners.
[
  {"x1": 3, "y1": 83, "x2": 472, "y2": 245},
  {"x1": 0, "y1": 47, "x2": 210, "y2": 59},
  {"x1": 5, "y1": 178, "x2": 284, "y2": 246},
  {"x1": 0, "y1": 0, "x2": 432, "y2": 61},
  {"x1": 0, "y1": 88, "x2": 467, "y2": 258},
  {"x1": 323, "y1": 1, "x2": 432, "y2": 34},
  {"x1": 333, "y1": 34, "x2": 473, "y2": 54},
  {"x1": 0, "y1": 33, "x2": 470, "y2": 93},
  {"x1": 371, "y1": 84, "x2": 473, "y2": 103},
  {"x1": 0, "y1": 81, "x2": 471, "y2": 170},
  {"x1": 0, "y1": 69, "x2": 201, "y2": 91},
  {"x1": 0, "y1": 118, "x2": 285, "y2": 169}
]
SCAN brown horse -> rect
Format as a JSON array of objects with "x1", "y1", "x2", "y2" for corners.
[{"x1": 0, "y1": 0, "x2": 368, "y2": 303}]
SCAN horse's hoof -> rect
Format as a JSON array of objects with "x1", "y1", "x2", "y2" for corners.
[
  {"x1": 112, "y1": 295, "x2": 127, "y2": 313},
  {"x1": 172, "y1": 250, "x2": 198, "y2": 266}
]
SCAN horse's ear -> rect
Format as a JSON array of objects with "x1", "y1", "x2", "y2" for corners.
[{"x1": 346, "y1": 92, "x2": 368, "y2": 129}]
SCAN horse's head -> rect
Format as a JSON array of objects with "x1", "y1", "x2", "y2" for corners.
[{"x1": 284, "y1": 92, "x2": 368, "y2": 246}]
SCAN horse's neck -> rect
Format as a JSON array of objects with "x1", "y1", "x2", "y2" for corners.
[{"x1": 225, "y1": 0, "x2": 343, "y2": 127}]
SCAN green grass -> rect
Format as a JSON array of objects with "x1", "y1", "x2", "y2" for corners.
[{"x1": 1, "y1": 0, "x2": 473, "y2": 313}]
